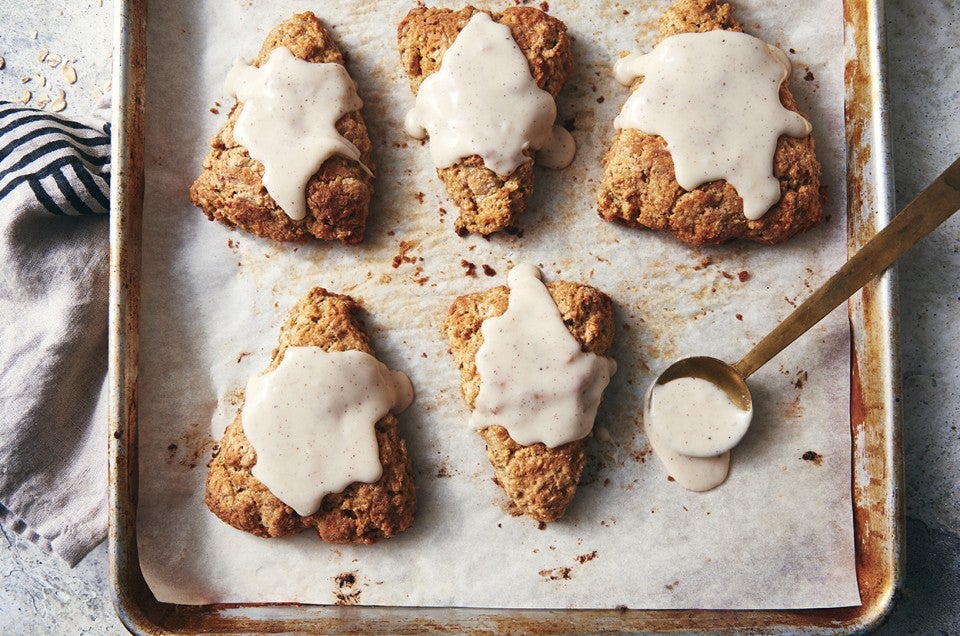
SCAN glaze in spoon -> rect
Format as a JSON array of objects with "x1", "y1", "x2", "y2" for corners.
[{"x1": 645, "y1": 155, "x2": 960, "y2": 491}]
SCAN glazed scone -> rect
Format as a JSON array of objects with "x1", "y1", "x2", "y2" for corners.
[
  {"x1": 190, "y1": 12, "x2": 374, "y2": 244},
  {"x1": 205, "y1": 288, "x2": 415, "y2": 542},
  {"x1": 398, "y1": 6, "x2": 574, "y2": 236},
  {"x1": 597, "y1": 0, "x2": 822, "y2": 245},
  {"x1": 442, "y1": 280, "x2": 615, "y2": 522}
]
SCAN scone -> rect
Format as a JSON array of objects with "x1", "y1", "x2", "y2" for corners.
[
  {"x1": 398, "y1": 6, "x2": 574, "y2": 236},
  {"x1": 205, "y1": 288, "x2": 415, "y2": 542},
  {"x1": 597, "y1": 0, "x2": 822, "y2": 245},
  {"x1": 442, "y1": 278, "x2": 615, "y2": 522},
  {"x1": 190, "y1": 12, "x2": 374, "y2": 244}
]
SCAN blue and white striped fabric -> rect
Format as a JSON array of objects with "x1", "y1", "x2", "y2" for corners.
[
  {"x1": 0, "y1": 101, "x2": 111, "y2": 216},
  {"x1": 0, "y1": 99, "x2": 112, "y2": 566}
]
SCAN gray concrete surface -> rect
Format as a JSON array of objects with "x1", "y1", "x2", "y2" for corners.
[
  {"x1": 0, "y1": 0, "x2": 957, "y2": 633},
  {"x1": 874, "y1": 1, "x2": 960, "y2": 634}
]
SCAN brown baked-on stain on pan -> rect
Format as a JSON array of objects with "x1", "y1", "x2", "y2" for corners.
[
  {"x1": 204, "y1": 288, "x2": 415, "y2": 543},
  {"x1": 598, "y1": 0, "x2": 823, "y2": 245},
  {"x1": 190, "y1": 12, "x2": 375, "y2": 244},
  {"x1": 397, "y1": 5, "x2": 574, "y2": 236},
  {"x1": 442, "y1": 280, "x2": 615, "y2": 523}
]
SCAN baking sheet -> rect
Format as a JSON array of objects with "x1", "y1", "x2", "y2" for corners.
[{"x1": 135, "y1": 0, "x2": 859, "y2": 609}]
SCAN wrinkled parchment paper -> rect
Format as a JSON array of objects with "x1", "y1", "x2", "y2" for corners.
[{"x1": 137, "y1": 0, "x2": 860, "y2": 609}]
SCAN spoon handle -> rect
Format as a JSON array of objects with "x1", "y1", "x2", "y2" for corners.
[{"x1": 733, "y1": 155, "x2": 960, "y2": 380}]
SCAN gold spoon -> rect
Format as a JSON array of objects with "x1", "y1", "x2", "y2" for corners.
[{"x1": 651, "y1": 155, "x2": 960, "y2": 452}]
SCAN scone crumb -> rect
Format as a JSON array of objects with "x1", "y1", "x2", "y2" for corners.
[
  {"x1": 460, "y1": 260, "x2": 477, "y2": 277},
  {"x1": 693, "y1": 256, "x2": 713, "y2": 270},
  {"x1": 392, "y1": 240, "x2": 419, "y2": 268}
]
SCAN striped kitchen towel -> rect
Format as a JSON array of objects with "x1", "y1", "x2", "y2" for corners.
[
  {"x1": 0, "y1": 98, "x2": 112, "y2": 567},
  {"x1": 0, "y1": 101, "x2": 111, "y2": 216}
]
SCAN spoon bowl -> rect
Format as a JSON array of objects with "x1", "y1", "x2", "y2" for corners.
[
  {"x1": 653, "y1": 356, "x2": 752, "y2": 412},
  {"x1": 646, "y1": 357, "x2": 753, "y2": 459}
]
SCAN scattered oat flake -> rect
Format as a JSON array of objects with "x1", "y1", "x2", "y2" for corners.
[
  {"x1": 0, "y1": 56, "x2": 6, "y2": 70},
  {"x1": 30, "y1": 30, "x2": 38, "y2": 40},
  {"x1": 18, "y1": 90, "x2": 32, "y2": 105},
  {"x1": 38, "y1": 48, "x2": 49, "y2": 63},
  {"x1": 102, "y1": 80, "x2": 112, "y2": 92},
  {"x1": 46, "y1": 54, "x2": 63, "y2": 68},
  {"x1": 20, "y1": 75, "x2": 31, "y2": 84},
  {"x1": 35, "y1": 94, "x2": 51, "y2": 108},
  {"x1": 61, "y1": 64, "x2": 77, "y2": 84},
  {"x1": 49, "y1": 89, "x2": 66, "y2": 112}
]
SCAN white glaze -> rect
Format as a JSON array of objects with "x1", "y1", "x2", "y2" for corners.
[
  {"x1": 645, "y1": 419, "x2": 731, "y2": 493},
  {"x1": 613, "y1": 30, "x2": 812, "y2": 220},
  {"x1": 241, "y1": 347, "x2": 413, "y2": 517},
  {"x1": 643, "y1": 376, "x2": 753, "y2": 492},
  {"x1": 404, "y1": 12, "x2": 575, "y2": 176},
  {"x1": 226, "y1": 46, "x2": 367, "y2": 221},
  {"x1": 646, "y1": 376, "x2": 752, "y2": 457},
  {"x1": 469, "y1": 264, "x2": 616, "y2": 448}
]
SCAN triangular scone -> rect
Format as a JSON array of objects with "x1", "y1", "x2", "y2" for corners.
[
  {"x1": 398, "y1": 6, "x2": 573, "y2": 236},
  {"x1": 205, "y1": 288, "x2": 415, "y2": 542},
  {"x1": 598, "y1": 0, "x2": 822, "y2": 245},
  {"x1": 442, "y1": 281, "x2": 614, "y2": 522},
  {"x1": 190, "y1": 12, "x2": 374, "y2": 244}
]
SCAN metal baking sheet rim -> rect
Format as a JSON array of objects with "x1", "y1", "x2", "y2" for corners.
[{"x1": 106, "y1": 0, "x2": 903, "y2": 632}]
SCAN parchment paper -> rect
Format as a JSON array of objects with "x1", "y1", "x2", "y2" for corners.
[{"x1": 137, "y1": 0, "x2": 860, "y2": 609}]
